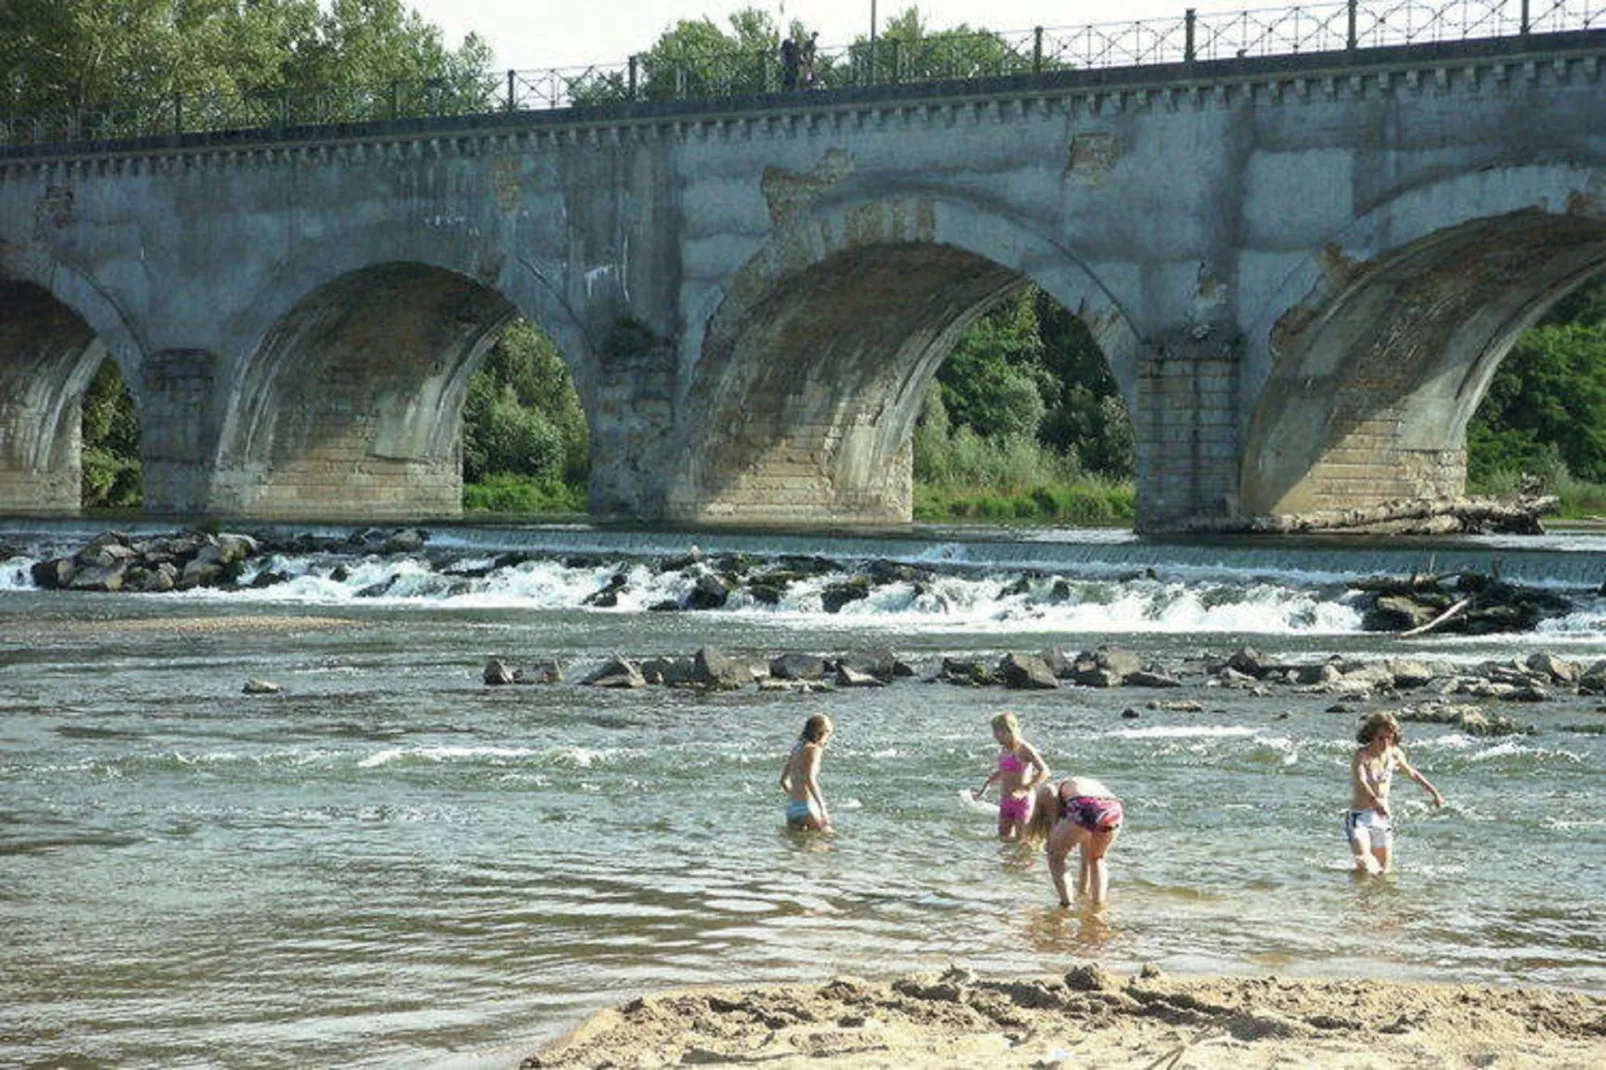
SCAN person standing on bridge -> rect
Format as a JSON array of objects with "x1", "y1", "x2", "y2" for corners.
[{"x1": 780, "y1": 36, "x2": 801, "y2": 91}]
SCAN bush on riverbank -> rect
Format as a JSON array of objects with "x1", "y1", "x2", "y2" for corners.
[
  {"x1": 913, "y1": 479, "x2": 1135, "y2": 524},
  {"x1": 462, "y1": 473, "x2": 585, "y2": 515}
]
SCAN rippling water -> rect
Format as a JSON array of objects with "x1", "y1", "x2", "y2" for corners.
[{"x1": 3, "y1": 525, "x2": 1604, "y2": 1067}]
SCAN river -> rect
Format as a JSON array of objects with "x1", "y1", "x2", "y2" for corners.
[{"x1": 2, "y1": 522, "x2": 1603, "y2": 1067}]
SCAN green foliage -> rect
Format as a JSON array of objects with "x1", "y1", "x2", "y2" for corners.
[
  {"x1": 80, "y1": 361, "x2": 141, "y2": 508},
  {"x1": 913, "y1": 479, "x2": 1134, "y2": 525},
  {"x1": 1, "y1": 0, "x2": 491, "y2": 119},
  {"x1": 918, "y1": 286, "x2": 1134, "y2": 489},
  {"x1": 1467, "y1": 320, "x2": 1606, "y2": 486},
  {"x1": 461, "y1": 320, "x2": 590, "y2": 489},
  {"x1": 842, "y1": 6, "x2": 1046, "y2": 85},
  {"x1": 632, "y1": 9, "x2": 783, "y2": 100},
  {"x1": 462, "y1": 473, "x2": 585, "y2": 515}
]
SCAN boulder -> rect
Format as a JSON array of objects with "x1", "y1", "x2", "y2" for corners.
[
  {"x1": 1456, "y1": 708, "x2": 1537, "y2": 736},
  {"x1": 1071, "y1": 666, "x2": 1123, "y2": 688},
  {"x1": 938, "y1": 657, "x2": 995, "y2": 686},
  {"x1": 130, "y1": 563, "x2": 179, "y2": 593},
  {"x1": 380, "y1": 528, "x2": 427, "y2": 555},
  {"x1": 684, "y1": 573, "x2": 733, "y2": 610},
  {"x1": 1578, "y1": 659, "x2": 1606, "y2": 695},
  {"x1": 690, "y1": 647, "x2": 750, "y2": 689},
  {"x1": 68, "y1": 562, "x2": 129, "y2": 592},
  {"x1": 834, "y1": 664, "x2": 885, "y2": 688},
  {"x1": 747, "y1": 581, "x2": 785, "y2": 605},
  {"x1": 1213, "y1": 667, "x2": 1259, "y2": 688},
  {"x1": 640, "y1": 656, "x2": 695, "y2": 686},
  {"x1": 997, "y1": 653, "x2": 1059, "y2": 690},
  {"x1": 1524, "y1": 652, "x2": 1579, "y2": 684},
  {"x1": 1384, "y1": 659, "x2": 1437, "y2": 689},
  {"x1": 242, "y1": 678, "x2": 282, "y2": 694},
  {"x1": 1124, "y1": 669, "x2": 1182, "y2": 688},
  {"x1": 770, "y1": 653, "x2": 831, "y2": 681},
  {"x1": 583, "y1": 573, "x2": 629, "y2": 608},
  {"x1": 216, "y1": 533, "x2": 259, "y2": 564},
  {"x1": 1039, "y1": 648, "x2": 1075, "y2": 678},
  {"x1": 658, "y1": 547, "x2": 704, "y2": 572},
  {"x1": 1096, "y1": 647, "x2": 1144, "y2": 679},
  {"x1": 1363, "y1": 594, "x2": 1442, "y2": 632},
  {"x1": 582, "y1": 656, "x2": 646, "y2": 688},
  {"x1": 821, "y1": 577, "x2": 872, "y2": 614},
  {"x1": 1224, "y1": 646, "x2": 1272, "y2": 678},
  {"x1": 30, "y1": 558, "x2": 76, "y2": 589},
  {"x1": 483, "y1": 659, "x2": 516, "y2": 686},
  {"x1": 1147, "y1": 699, "x2": 1204, "y2": 712},
  {"x1": 514, "y1": 660, "x2": 563, "y2": 685},
  {"x1": 838, "y1": 648, "x2": 910, "y2": 681}
]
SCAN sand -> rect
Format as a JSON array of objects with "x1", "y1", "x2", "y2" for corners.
[{"x1": 522, "y1": 965, "x2": 1605, "y2": 1069}]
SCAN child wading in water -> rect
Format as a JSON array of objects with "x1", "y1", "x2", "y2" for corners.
[
  {"x1": 779, "y1": 713, "x2": 833, "y2": 831},
  {"x1": 971, "y1": 711, "x2": 1050, "y2": 841},
  {"x1": 1031, "y1": 776, "x2": 1124, "y2": 907},
  {"x1": 1348, "y1": 711, "x2": 1444, "y2": 875}
]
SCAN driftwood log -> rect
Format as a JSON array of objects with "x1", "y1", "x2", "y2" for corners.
[{"x1": 1183, "y1": 495, "x2": 1559, "y2": 535}]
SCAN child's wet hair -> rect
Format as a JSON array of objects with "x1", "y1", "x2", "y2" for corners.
[
  {"x1": 991, "y1": 711, "x2": 1021, "y2": 738},
  {"x1": 800, "y1": 713, "x2": 833, "y2": 743},
  {"x1": 1357, "y1": 711, "x2": 1401, "y2": 745}
]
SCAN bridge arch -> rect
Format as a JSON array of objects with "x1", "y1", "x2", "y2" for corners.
[
  {"x1": 1242, "y1": 163, "x2": 1606, "y2": 516},
  {"x1": 213, "y1": 260, "x2": 587, "y2": 520},
  {"x1": 669, "y1": 188, "x2": 1141, "y2": 525},
  {"x1": 0, "y1": 257, "x2": 144, "y2": 513}
]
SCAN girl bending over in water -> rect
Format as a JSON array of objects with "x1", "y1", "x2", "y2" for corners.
[
  {"x1": 1348, "y1": 711, "x2": 1443, "y2": 875},
  {"x1": 779, "y1": 713, "x2": 833, "y2": 831},
  {"x1": 971, "y1": 711, "x2": 1050, "y2": 841},
  {"x1": 1029, "y1": 776, "x2": 1123, "y2": 907}
]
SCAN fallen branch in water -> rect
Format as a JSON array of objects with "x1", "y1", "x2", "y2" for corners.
[
  {"x1": 1397, "y1": 596, "x2": 1474, "y2": 638},
  {"x1": 1181, "y1": 494, "x2": 1558, "y2": 536}
]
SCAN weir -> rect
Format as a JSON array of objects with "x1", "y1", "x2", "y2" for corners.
[{"x1": 3, "y1": 2, "x2": 1605, "y2": 530}]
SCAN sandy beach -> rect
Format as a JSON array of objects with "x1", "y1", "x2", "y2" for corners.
[{"x1": 523, "y1": 966, "x2": 1606, "y2": 1068}]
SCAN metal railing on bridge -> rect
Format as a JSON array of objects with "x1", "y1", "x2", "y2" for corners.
[{"x1": 1, "y1": 0, "x2": 1600, "y2": 149}]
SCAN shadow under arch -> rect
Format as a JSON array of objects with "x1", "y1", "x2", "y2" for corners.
[
  {"x1": 669, "y1": 190, "x2": 1141, "y2": 525},
  {"x1": 0, "y1": 266, "x2": 141, "y2": 513},
  {"x1": 1242, "y1": 209, "x2": 1606, "y2": 517},
  {"x1": 214, "y1": 262, "x2": 536, "y2": 520}
]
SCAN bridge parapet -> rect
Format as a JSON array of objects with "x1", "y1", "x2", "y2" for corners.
[{"x1": 2, "y1": 2, "x2": 1603, "y2": 157}]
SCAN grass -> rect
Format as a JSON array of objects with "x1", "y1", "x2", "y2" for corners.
[
  {"x1": 913, "y1": 478, "x2": 1135, "y2": 525},
  {"x1": 462, "y1": 473, "x2": 586, "y2": 514}
]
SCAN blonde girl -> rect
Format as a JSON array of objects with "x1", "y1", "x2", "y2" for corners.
[
  {"x1": 971, "y1": 711, "x2": 1050, "y2": 841},
  {"x1": 1030, "y1": 776, "x2": 1124, "y2": 907}
]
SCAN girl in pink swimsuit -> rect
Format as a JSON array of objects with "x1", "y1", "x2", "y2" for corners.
[
  {"x1": 1030, "y1": 776, "x2": 1124, "y2": 907},
  {"x1": 970, "y1": 711, "x2": 1050, "y2": 842}
]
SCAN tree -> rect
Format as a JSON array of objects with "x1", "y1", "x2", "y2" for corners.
[
  {"x1": 461, "y1": 321, "x2": 588, "y2": 486},
  {"x1": 1467, "y1": 321, "x2": 1606, "y2": 486},
  {"x1": 0, "y1": 1, "x2": 490, "y2": 125},
  {"x1": 633, "y1": 9, "x2": 785, "y2": 100},
  {"x1": 823, "y1": 6, "x2": 1046, "y2": 89}
]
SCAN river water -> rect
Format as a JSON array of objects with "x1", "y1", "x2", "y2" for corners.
[{"x1": 2, "y1": 523, "x2": 1604, "y2": 1067}]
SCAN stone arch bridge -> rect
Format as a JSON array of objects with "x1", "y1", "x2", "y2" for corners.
[{"x1": 3, "y1": 30, "x2": 1605, "y2": 530}]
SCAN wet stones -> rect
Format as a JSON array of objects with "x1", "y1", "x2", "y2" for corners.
[
  {"x1": 484, "y1": 658, "x2": 564, "y2": 685},
  {"x1": 998, "y1": 653, "x2": 1058, "y2": 690},
  {"x1": 1356, "y1": 572, "x2": 1572, "y2": 635},
  {"x1": 581, "y1": 656, "x2": 647, "y2": 689}
]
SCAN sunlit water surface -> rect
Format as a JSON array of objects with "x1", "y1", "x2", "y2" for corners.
[{"x1": 2, "y1": 527, "x2": 1604, "y2": 1067}]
